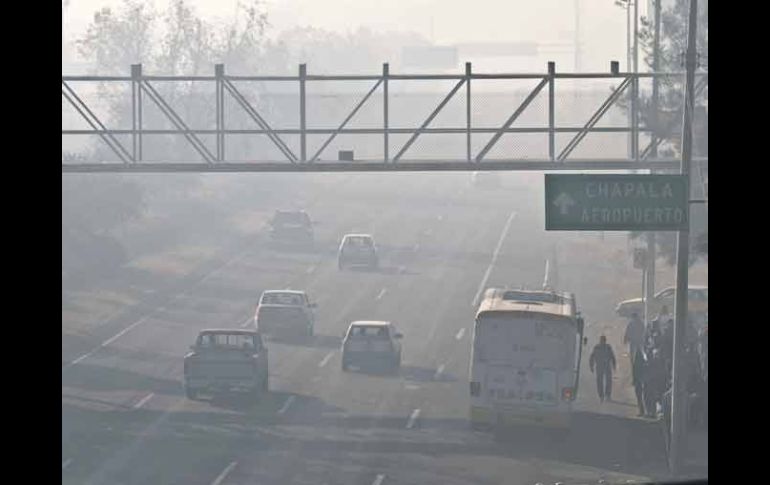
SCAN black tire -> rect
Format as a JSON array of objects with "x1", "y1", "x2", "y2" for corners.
[{"x1": 185, "y1": 386, "x2": 199, "y2": 400}]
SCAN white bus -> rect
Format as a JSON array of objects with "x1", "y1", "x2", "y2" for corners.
[{"x1": 469, "y1": 288, "x2": 585, "y2": 430}]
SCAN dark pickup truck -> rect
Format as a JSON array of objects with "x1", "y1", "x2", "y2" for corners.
[{"x1": 183, "y1": 329, "x2": 269, "y2": 400}]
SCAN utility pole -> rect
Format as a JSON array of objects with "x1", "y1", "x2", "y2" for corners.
[
  {"x1": 645, "y1": 0, "x2": 662, "y2": 330},
  {"x1": 62, "y1": 0, "x2": 70, "y2": 58},
  {"x1": 633, "y1": 0, "x2": 639, "y2": 74},
  {"x1": 626, "y1": 3, "x2": 632, "y2": 70},
  {"x1": 574, "y1": 0, "x2": 581, "y2": 71},
  {"x1": 670, "y1": 0, "x2": 697, "y2": 475}
]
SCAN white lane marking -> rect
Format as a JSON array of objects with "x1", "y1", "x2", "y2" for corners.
[
  {"x1": 64, "y1": 315, "x2": 152, "y2": 369},
  {"x1": 375, "y1": 288, "x2": 387, "y2": 300},
  {"x1": 278, "y1": 395, "x2": 296, "y2": 415},
  {"x1": 241, "y1": 317, "x2": 253, "y2": 328},
  {"x1": 406, "y1": 408, "x2": 421, "y2": 429},
  {"x1": 66, "y1": 248, "x2": 256, "y2": 368},
  {"x1": 318, "y1": 352, "x2": 334, "y2": 368},
  {"x1": 69, "y1": 351, "x2": 94, "y2": 367},
  {"x1": 306, "y1": 265, "x2": 316, "y2": 274},
  {"x1": 133, "y1": 393, "x2": 154, "y2": 410},
  {"x1": 372, "y1": 474, "x2": 386, "y2": 485},
  {"x1": 404, "y1": 384, "x2": 420, "y2": 390},
  {"x1": 62, "y1": 458, "x2": 72, "y2": 470},
  {"x1": 455, "y1": 328, "x2": 466, "y2": 340},
  {"x1": 471, "y1": 211, "x2": 517, "y2": 307},
  {"x1": 211, "y1": 461, "x2": 237, "y2": 485},
  {"x1": 437, "y1": 215, "x2": 444, "y2": 221},
  {"x1": 434, "y1": 364, "x2": 446, "y2": 380},
  {"x1": 412, "y1": 243, "x2": 420, "y2": 252}
]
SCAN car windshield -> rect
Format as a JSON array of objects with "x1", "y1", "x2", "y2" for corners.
[
  {"x1": 345, "y1": 237, "x2": 373, "y2": 247},
  {"x1": 63, "y1": 1, "x2": 707, "y2": 483},
  {"x1": 261, "y1": 292, "x2": 304, "y2": 306},
  {"x1": 349, "y1": 326, "x2": 389, "y2": 339}
]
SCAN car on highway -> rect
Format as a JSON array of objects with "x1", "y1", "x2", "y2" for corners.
[
  {"x1": 615, "y1": 285, "x2": 708, "y2": 318},
  {"x1": 471, "y1": 171, "x2": 502, "y2": 189},
  {"x1": 341, "y1": 321, "x2": 402, "y2": 372},
  {"x1": 183, "y1": 329, "x2": 269, "y2": 400},
  {"x1": 338, "y1": 233, "x2": 379, "y2": 270},
  {"x1": 255, "y1": 290, "x2": 316, "y2": 337},
  {"x1": 268, "y1": 210, "x2": 314, "y2": 246}
]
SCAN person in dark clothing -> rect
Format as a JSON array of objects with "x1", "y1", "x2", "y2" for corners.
[
  {"x1": 644, "y1": 348, "x2": 666, "y2": 418},
  {"x1": 589, "y1": 335, "x2": 617, "y2": 402},
  {"x1": 631, "y1": 348, "x2": 647, "y2": 417},
  {"x1": 644, "y1": 319, "x2": 662, "y2": 355},
  {"x1": 660, "y1": 319, "x2": 674, "y2": 376}
]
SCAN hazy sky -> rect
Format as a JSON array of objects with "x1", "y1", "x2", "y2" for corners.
[{"x1": 64, "y1": 0, "x2": 651, "y2": 72}]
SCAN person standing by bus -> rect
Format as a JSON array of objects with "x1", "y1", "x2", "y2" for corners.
[
  {"x1": 631, "y1": 348, "x2": 648, "y2": 417},
  {"x1": 624, "y1": 312, "x2": 645, "y2": 367},
  {"x1": 589, "y1": 335, "x2": 617, "y2": 402},
  {"x1": 644, "y1": 348, "x2": 666, "y2": 418}
]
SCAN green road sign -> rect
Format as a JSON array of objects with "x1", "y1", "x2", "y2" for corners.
[{"x1": 545, "y1": 174, "x2": 688, "y2": 231}]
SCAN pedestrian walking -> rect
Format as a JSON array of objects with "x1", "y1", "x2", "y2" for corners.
[{"x1": 589, "y1": 335, "x2": 617, "y2": 402}]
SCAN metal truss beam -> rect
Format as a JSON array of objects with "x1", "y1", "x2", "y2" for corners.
[
  {"x1": 140, "y1": 80, "x2": 217, "y2": 163},
  {"x1": 62, "y1": 81, "x2": 133, "y2": 163},
  {"x1": 558, "y1": 76, "x2": 632, "y2": 161},
  {"x1": 475, "y1": 76, "x2": 549, "y2": 162},
  {"x1": 62, "y1": 63, "x2": 708, "y2": 173},
  {"x1": 222, "y1": 78, "x2": 298, "y2": 162},
  {"x1": 392, "y1": 78, "x2": 466, "y2": 162},
  {"x1": 310, "y1": 78, "x2": 383, "y2": 162},
  {"x1": 62, "y1": 158, "x2": 707, "y2": 173}
]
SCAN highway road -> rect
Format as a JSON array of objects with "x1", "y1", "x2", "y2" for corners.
[{"x1": 62, "y1": 172, "x2": 681, "y2": 485}]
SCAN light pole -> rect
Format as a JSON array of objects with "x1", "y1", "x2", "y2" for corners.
[
  {"x1": 614, "y1": 0, "x2": 639, "y2": 165},
  {"x1": 614, "y1": 0, "x2": 633, "y2": 71},
  {"x1": 62, "y1": 0, "x2": 70, "y2": 59}
]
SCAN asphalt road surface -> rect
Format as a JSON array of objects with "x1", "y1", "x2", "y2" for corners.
[{"x1": 62, "y1": 172, "x2": 682, "y2": 485}]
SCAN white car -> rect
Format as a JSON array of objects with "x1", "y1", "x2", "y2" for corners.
[
  {"x1": 341, "y1": 321, "x2": 402, "y2": 372},
  {"x1": 255, "y1": 290, "x2": 316, "y2": 337},
  {"x1": 338, "y1": 234, "x2": 379, "y2": 270}
]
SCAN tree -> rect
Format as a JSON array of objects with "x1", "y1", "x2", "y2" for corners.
[
  {"x1": 74, "y1": 0, "x2": 280, "y2": 163},
  {"x1": 628, "y1": 0, "x2": 708, "y2": 266}
]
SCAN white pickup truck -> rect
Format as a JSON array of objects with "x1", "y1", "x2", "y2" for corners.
[{"x1": 183, "y1": 329, "x2": 269, "y2": 400}]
